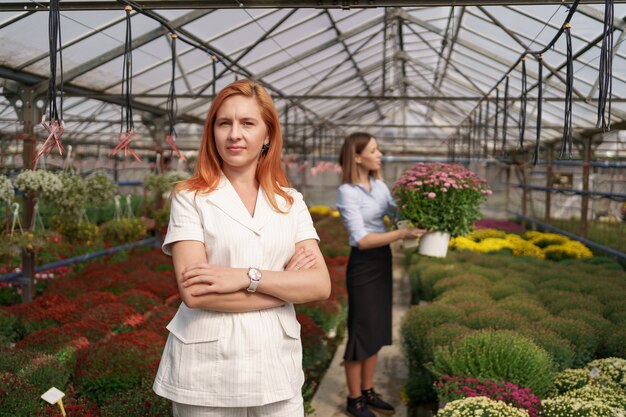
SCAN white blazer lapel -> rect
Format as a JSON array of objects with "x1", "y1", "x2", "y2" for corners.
[{"x1": 204, "y1": 176, "x2": 259, "y2": 234}]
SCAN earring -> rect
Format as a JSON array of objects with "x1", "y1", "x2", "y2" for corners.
[{"x1": 261, "y1": 143, "x2": 270, "y2": 152}]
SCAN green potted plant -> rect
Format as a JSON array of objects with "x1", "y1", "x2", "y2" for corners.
[{"x1": 392, "y1": 162, "x2": 492, "y2": 257}]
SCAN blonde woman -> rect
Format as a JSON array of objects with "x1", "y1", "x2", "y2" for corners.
[{"x1": 336, "y1": 132, "x2": 424, "y2": 417}]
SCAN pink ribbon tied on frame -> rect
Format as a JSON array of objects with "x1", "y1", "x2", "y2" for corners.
[
  {"x1": 166, "y1": 134, "x2": 187, "y2": 161},
  {"x1": 109, "y1": 129, "x2": 141, "y2": 162},
  {"x1": 34, "y1": 116, "x2": 65, "y2": 164}
]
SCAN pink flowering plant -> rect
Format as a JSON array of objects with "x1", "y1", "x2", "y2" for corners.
[
  {"x1": 392, "y1": 162, "x2": 492, "y2": 236},
  {"x1": 435, "y1": 375, "x2": 542, "y2": 417}
]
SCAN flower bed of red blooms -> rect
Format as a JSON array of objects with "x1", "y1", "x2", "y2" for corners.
[
  {"x1": 434, "y1": 375, "x2": 542, "y2": 417},
  {"x1": 0, "y1": 214, "x2": 350, "y2": 416}
]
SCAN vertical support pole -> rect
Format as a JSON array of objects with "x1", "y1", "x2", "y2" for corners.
[
  {"x1": 20, "y1": 87, "x2": 40, "y2": 303},
  {"x1": 521, "y1": 167, "x2": 528, "y2": 219},
  {"x1": 505, "y1": 165, "x2": 511, "y2": 215},
  {"x1": 580, "y1": 136, "x2": 591, "y2": 238},
  {"x1": 545, "y1": 144, "x2": 553, "y2": 223}
]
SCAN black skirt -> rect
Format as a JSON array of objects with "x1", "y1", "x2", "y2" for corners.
[{"x1": 343, "y1": 245, "x2": 393, "y2": 361}]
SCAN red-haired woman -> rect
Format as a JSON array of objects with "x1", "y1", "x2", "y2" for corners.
[{"x1": 153, "y1": 79, "x2": 330, "y2": 417}]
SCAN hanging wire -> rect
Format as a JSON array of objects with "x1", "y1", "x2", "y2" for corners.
[
  {"x1": 34, "y1": 0, "x2": 65, "y2": 164},
  {"x1": 518, "y1": 56, "x2": 528, "y2": 150},
  {"x1": 561, "y1": 23, "x2": 574, "y2": 159},
  {"x1": 110, "y1": 5, "x2": 140, "y2": 161},
  {"x1": 212, "y1": 55, "x2": 218, "y2": 98},
  {"x1": 450, "y1": 1, "x2": 581, "y2": 160},
  {"x1": 597, "y1": 0, "x2": 614, "y2": 130},
  {"x1": 166, "y1": 33, "x2": 186, "y2": 161},
  {"x1": 493, "y1": 86, "x2": 499, "y2": 154},
  {"x1": 532, "y1": 54, "x2": 543, "y2": 165}
]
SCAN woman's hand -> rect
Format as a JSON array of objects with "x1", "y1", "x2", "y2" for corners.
[
  {"x1": 181, "y1": 263, "x2": 247, "y2": 296},
  {"x1": 401, "y1": 227, "x2": 428, "y2": 239},
  {"x1": 284, "y1": 247, "x2": 316, "y2": 271}
]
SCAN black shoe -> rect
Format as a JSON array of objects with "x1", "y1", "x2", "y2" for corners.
[
  {"x1": 346, "y1": 395, "x2": 376, "y2": 417},
  {"x1": 362, "y1": 388, "x2": 395, "y2": 415}
]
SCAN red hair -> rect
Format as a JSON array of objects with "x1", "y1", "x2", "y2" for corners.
[{"x1": 176, "y1": 79, "x2": 293, "y2": 212}]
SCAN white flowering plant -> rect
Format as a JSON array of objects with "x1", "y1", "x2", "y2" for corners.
[
  {"x1": 15, "y1": 169, "x2": 62, "y2": 200},
  {"x1": 0, "y1": 175, "x2": 14, "y2": 203},
  {"x1": 392, "y1": 162, "x2": 492, "y2": 237},
  {"x1": 50, "y1": 172, "x2": 88, "y2": 218},
  {"x1": 85, "y1": 174, "x2": 117, "y2": 206},
  {"x1": 437, "y1": 396, "x2": 530, "y2": 417},
  {"x1": 541, "y1": 397, "x2": 625, "y2": 417}
]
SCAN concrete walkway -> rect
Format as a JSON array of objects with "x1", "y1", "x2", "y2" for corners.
[{"x1": 310, "y1": 245, "x2": 411, "y2": 417}]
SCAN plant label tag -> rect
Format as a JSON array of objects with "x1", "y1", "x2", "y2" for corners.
[{"x1": 41, "y1": 387, "x2": 65, "y2": 404}]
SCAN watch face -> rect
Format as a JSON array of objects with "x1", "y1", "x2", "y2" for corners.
[{"x1": 248, "y1": 268, "x2": 261, "y2": 281}]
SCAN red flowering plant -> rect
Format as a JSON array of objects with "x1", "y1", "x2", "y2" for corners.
[
  {"x1": 434, "y1": 375, "x2": 542, "y2": 417},
  {"x1": 73, "y1": 330, "x2": 165, "y2": 404},
  {"x1": 393, "y1": 163, "x2": 492, "y2": 236}
]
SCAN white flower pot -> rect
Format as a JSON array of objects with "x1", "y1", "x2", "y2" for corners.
[{"x1": 418, "y1": 231, "x2": 451, "y2": 258}]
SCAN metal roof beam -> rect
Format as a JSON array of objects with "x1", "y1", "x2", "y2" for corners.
[
  {"x1": 0, "y1": 65, "x2": 204, "y2": 123},
  {"x1": 33, "y1": 9, "x2": 212, "y2": 94},
  {"x1": 254, "y1": 14, "x2": 383, "y2": 80},
  {"x1": 325, "y1": 10, "x2": 385, "y2": 120},
  {"x1": 0, "y1": 1, "x2": 619, "y2": 11}
]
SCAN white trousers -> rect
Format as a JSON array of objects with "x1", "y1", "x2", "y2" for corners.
[{"x1": 172, "y1": 395, "x2": 304, "y2": 417}]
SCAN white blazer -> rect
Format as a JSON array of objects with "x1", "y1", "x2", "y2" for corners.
[{"x1": 153, "y1": 176, "x2": 319, "y2": 407}]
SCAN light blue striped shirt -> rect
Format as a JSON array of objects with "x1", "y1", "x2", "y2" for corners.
[{"x1": 336, "y1": 178, "x2": 396, "y2": 247}]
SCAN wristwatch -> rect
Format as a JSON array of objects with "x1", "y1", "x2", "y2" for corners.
[{"x1": 246, "y1": 267, "x2": 262, "y2": 293}]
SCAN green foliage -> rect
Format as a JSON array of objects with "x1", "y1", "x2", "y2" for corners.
[
  {"x1": 412, "y1": 263, "x2": 460, "y2": 301},
  {"x1": 437, "y1": 288, "x2": 493, "y2": 306},
  {"x1": 495, "y1": 297, "x2": 550, "y2": 322},
  {"x1": 541, "y1": 317, "x2": 597, "y2": 367},
  {"x1": 540, "y1": 290, "x2": 605, "y2": 316},
  {"x1": 432, "y1": 273, "x2": 490, "y2": 298},
  {"x1": 401, "y1": 304, "x2": 464, "y2": 367},
  {"x1": 488, "y1": 278, "x2": 535, "y2": 300},
  {"x1": 73, "y1": 330, "x2": 164, "y2": 404},
  {"x1": 144, "y1": 171, "x2": 190, "y2": 196},
  {"x1": 0, "y1": 308, "x2": 26, "y2": 343},
  {"x1": 465, "y1": 308, "x2": 525, "y2": 330},
  {"x1": 0, "y1": 286, "x2": 21, "y2": 306},
  {"x1": 0, "y1": 372, "x2": 42, "y2": 417},
  {"x1": 424, "y1": 323, "x2": 473, "y2": 357},
  {"x1": 558, "y1": 309, "x2": 612, "y2": 341},
  {"x1": 17, "y1": 352, "x2": 70, "y2": 393},
  {"x1": 100, "y1": 217, "x2": 147, "y2": 245},
  {"x1": 51, "y1": 216, "x2": 102, "y2": 245},
  {"x1": 603, "y1": 328, "x2": 626, "y2": 358},
  {"x1": 516, "y1": 326, "x2": 576, "y2": 371},
  {"x1": 99, "y1": 380, "x2": 171, "y2": 417},
  {"x1": 404, "y1": 366, "x2": 437, "y2": 405},
  {"x1": 428, "y1": 330, "x2": 556, "y2": 396}
]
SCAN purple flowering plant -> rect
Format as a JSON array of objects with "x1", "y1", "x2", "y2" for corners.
[
  {"x1": 435, "y1": 375, "x2": 542, "y2": 417},
  {"x1": 392, "y1": 162, "x2": 492, "y2": 236}
]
